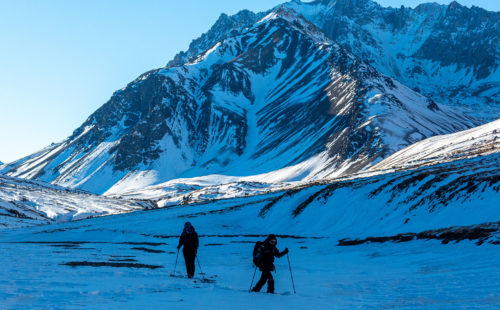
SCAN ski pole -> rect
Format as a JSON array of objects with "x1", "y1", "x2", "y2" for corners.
[
  {"x1": 172, "y1": 249, "x2": 179, "y2": 276},
  {"x1": 249, "y1": 266, "x2": 257, "y2": 292},
  {"x1": 197, "y1": 257, "x2": 204, "y2": 275},
  {"x1": 287, "y1": 253, "x2": 296, "y2": 294}
]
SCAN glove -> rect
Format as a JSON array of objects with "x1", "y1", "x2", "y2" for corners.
[{"x1": 284, "y1": 248, "x2": 289, "y2": 254}]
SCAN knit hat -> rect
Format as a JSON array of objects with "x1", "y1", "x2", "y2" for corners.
[{"x1": 266, "y1": 234, "x2": 277, "y2": 243}]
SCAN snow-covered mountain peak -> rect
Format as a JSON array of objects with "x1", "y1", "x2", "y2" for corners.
[
  {"x1": 2, "y1": 0, "x2": 493, "y2": 197},
  {"x1": 3, "y1": 7, "x2": 477, "y2": 195},
  {"x1": 256, "y1": 6, "x2": 333, "y2": 46},
  {"x1": 167, "y1": 0, "x2": 499, "y2": 122}
]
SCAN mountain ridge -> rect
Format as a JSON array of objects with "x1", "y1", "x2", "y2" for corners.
[
  {"x1": 169, "y1": 0, "x2": 500, "y2": 119},
  {"x1": 1, "y1": 1, "x2": 491, "y2": 195},
  {"x1": 282, "y1": 0, "x2": 500, "y2": 119}
]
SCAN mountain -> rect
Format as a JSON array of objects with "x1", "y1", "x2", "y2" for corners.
[
  {"x1": 2, "y1": 7, "x2": 476, "y2": 195},
  {"x1": 111, "y1": 118, "x2": 500, "y2": 208},
  {"x1": 283, "y1": 0, "x2": 500, "y2": 120},
  {"x1": 167, "y1": 0, "x2": 500, "y2": 120},
  {"x1": 0, "y1": 175, "x2": 155, "y2": 229}
]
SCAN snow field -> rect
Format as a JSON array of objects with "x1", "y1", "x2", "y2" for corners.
[{"x1": 1, "y1": 218, "x2": 499, "y2": 309}]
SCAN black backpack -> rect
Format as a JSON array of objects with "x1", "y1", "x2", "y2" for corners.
[{"x1": 253, "y1": 241, "x2": 263, "y2": 267}]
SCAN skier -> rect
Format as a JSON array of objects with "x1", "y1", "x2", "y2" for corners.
[
  {"x1": 177, "y1": 222, "x2": 199, "y2": 278},
  {"x1": 252, "y1": 234, "x2": 288, "y2": 294}
]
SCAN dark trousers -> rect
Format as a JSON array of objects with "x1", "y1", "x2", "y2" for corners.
[
  {"x1": 252, "y1": 270, "x2": 274, "y2": 293},
  {"x1": 183, "y1": 249, "x2": 196, "y2": 278}
]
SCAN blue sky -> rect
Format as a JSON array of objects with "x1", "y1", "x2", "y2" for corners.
[{"x1": 0, "y1": 0, "x2": 498, "y2": 163}]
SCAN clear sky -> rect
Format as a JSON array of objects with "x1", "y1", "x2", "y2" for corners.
[{"x1": 0, "y1": 0, "x2": 498, "y2": 163}]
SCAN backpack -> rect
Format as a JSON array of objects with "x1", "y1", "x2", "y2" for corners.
[{"x1": 253, "y1": 241, "x2": 264, "y2": 267}]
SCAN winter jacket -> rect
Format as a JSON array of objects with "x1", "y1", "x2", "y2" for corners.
[
  {"x1": 178, "y1": 224, "x2": 199, "y2": 253},
  {"x1": 256, "y1": 237, "x2": 287, "y2": 271}
]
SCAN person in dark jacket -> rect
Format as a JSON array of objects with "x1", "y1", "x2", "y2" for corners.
[
  {"x1": 177, "y1": 222, "x2": 199, "y2": 278},
  {"x1": 252, "y1": 234, "x2": 288, "y2": 294}
]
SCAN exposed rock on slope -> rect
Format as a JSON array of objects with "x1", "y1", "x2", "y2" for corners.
[
  {"x1": 283, "y1": 0, "x2": 500, "y2": 120},
  {"x1": 2, "y1": 8, "x2": 476, "y2": 194}
]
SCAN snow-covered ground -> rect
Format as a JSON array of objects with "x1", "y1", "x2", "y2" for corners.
[
  {"x1": 0, "y1": 175, "x2": 155, "y2": 229},
  {"x1": 0, "y1": 195, "x2": 499, "y2": 309},
  {"x1": 1, "y1": 142, "x2": 498, "y2": 307}
]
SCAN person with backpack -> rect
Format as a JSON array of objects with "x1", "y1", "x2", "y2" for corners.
[
  {"x1": 177, "y1": 222, "x2": 199, "y2": 278},
  {"x1": 252, "y1": 234, "x2": 288, "y2": 294}
]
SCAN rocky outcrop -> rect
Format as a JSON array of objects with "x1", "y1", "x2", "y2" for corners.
[{"x1": 284, "y1": 0, "x2": 500, "y2": 120}]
